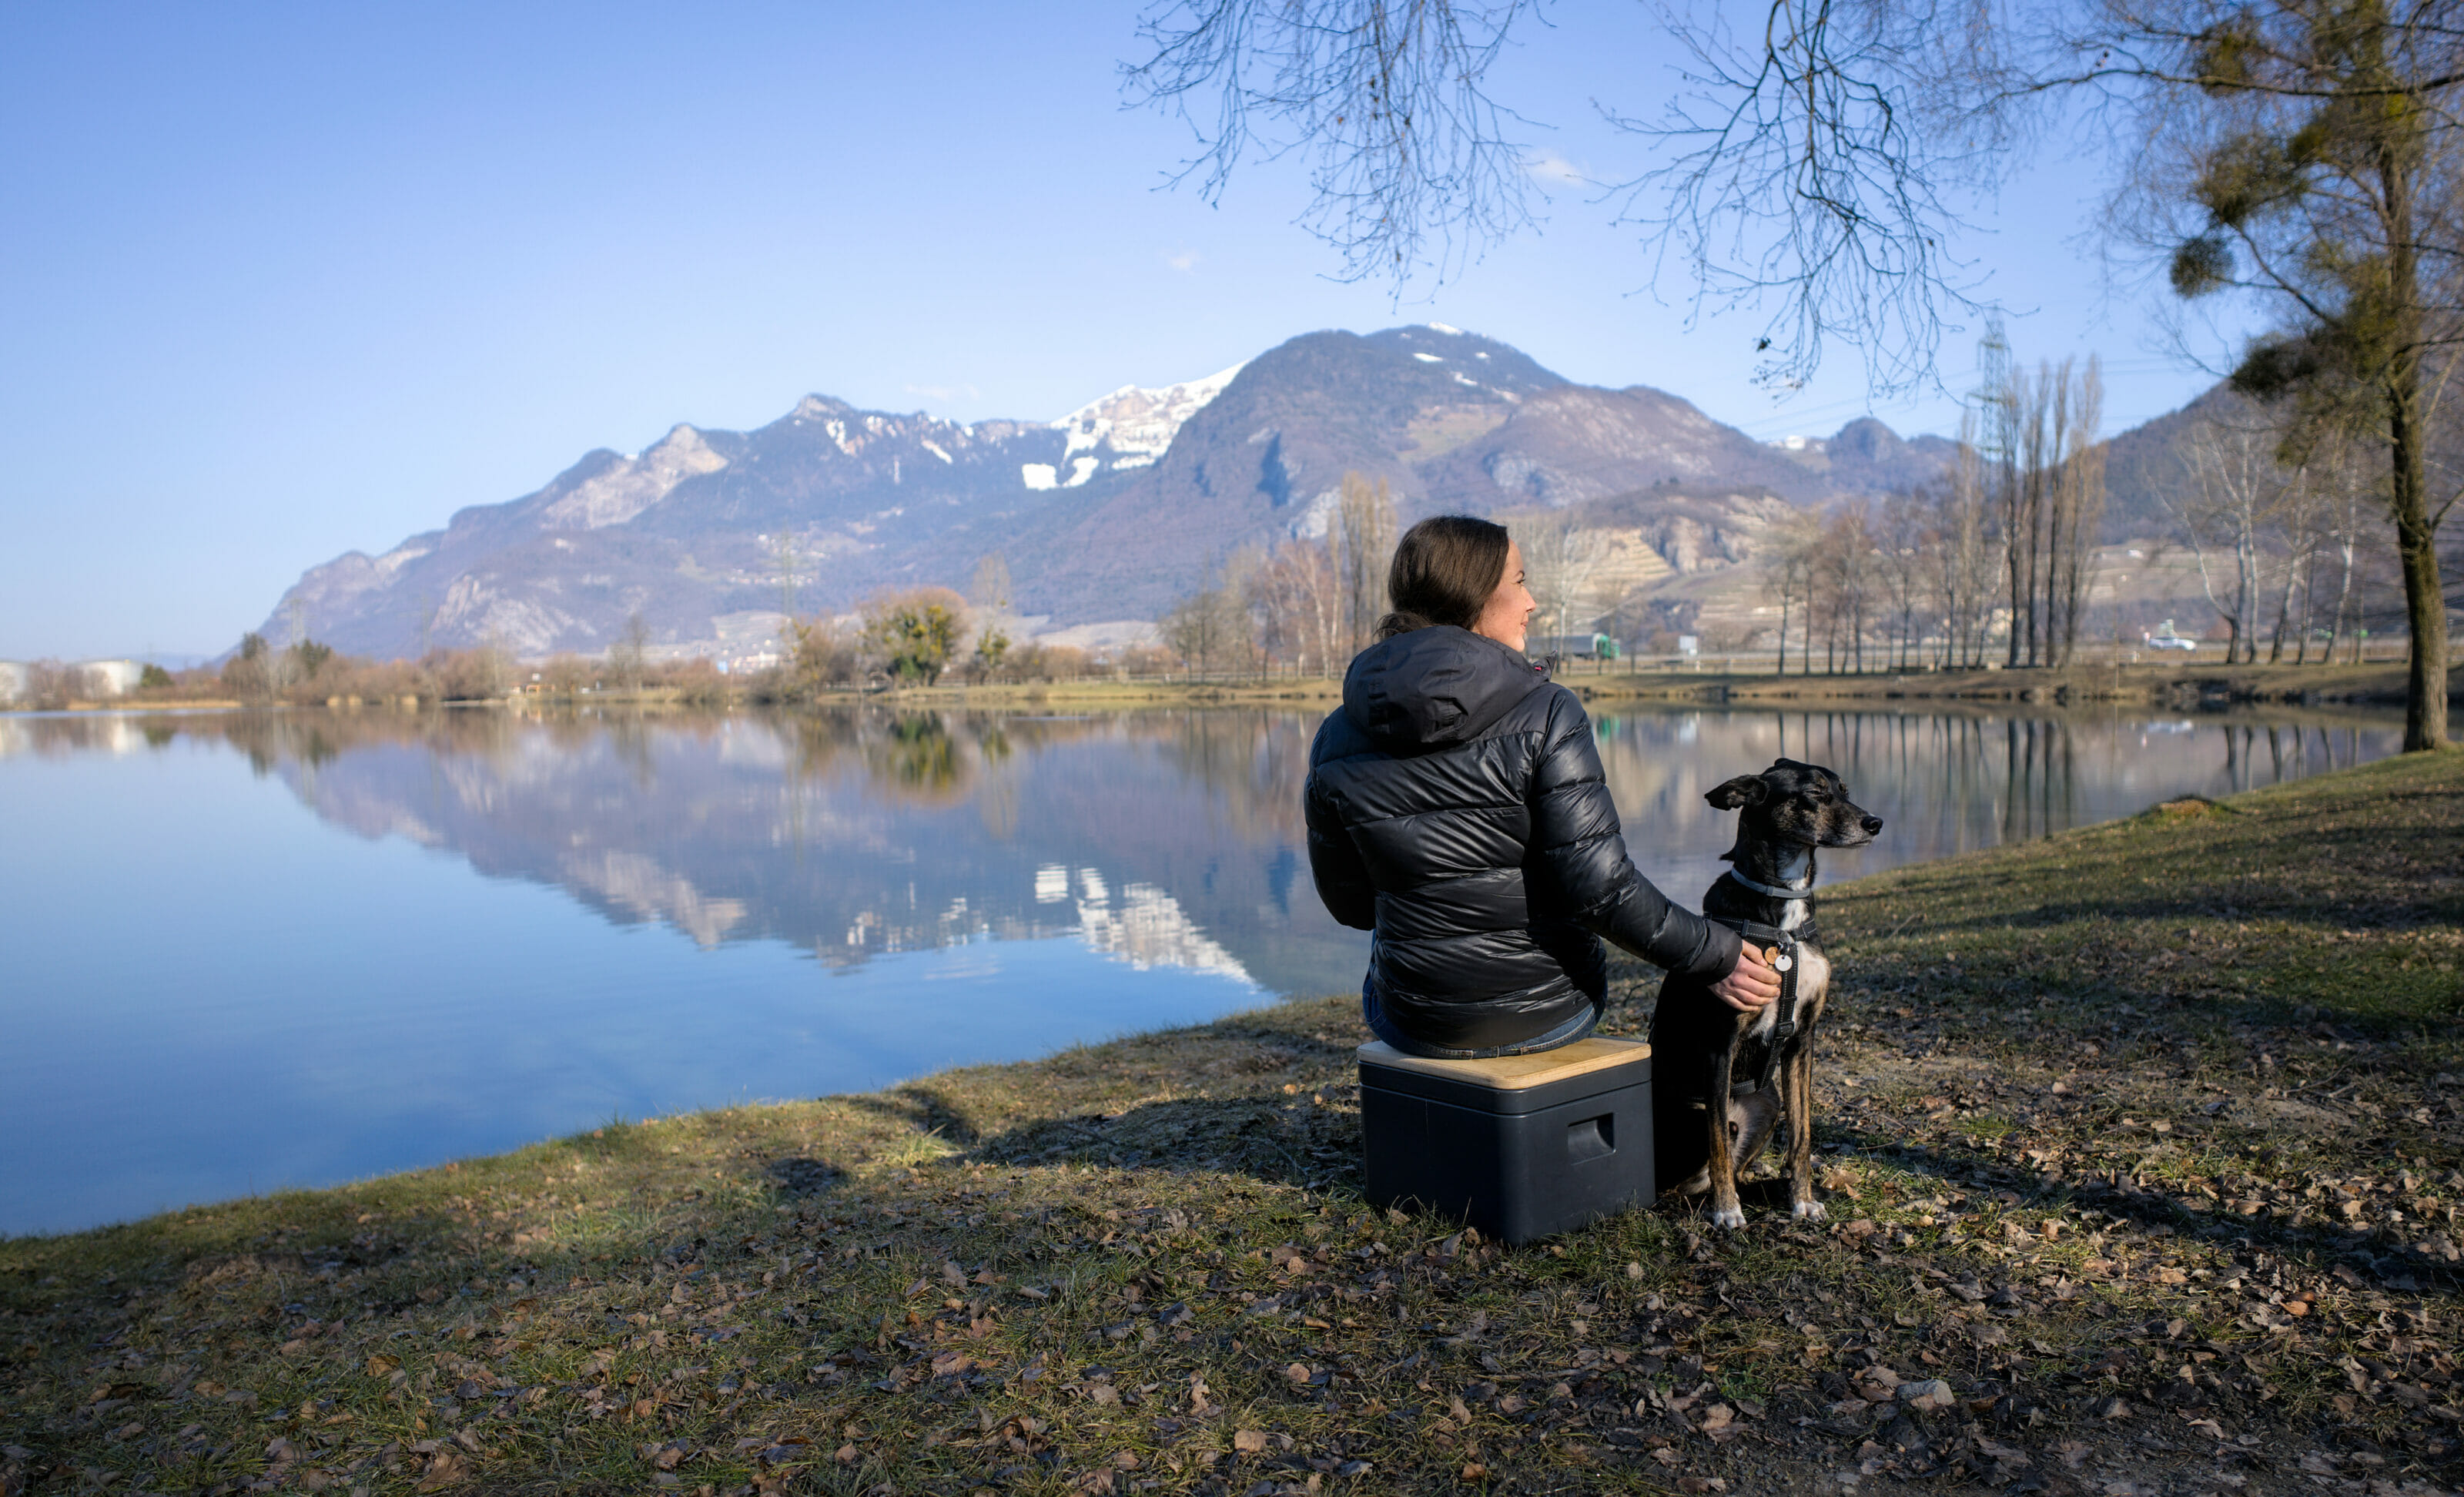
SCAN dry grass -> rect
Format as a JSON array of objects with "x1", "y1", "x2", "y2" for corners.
[{"x1": 5, "y1": 752, "x2": 2461, "y2": 1497}]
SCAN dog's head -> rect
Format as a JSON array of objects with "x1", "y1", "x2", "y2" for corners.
[{"x1": 1706, "y1": 758, "x2": 1882, "y2": 847}]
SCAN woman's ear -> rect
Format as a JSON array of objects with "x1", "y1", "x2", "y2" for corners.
[{"x1": 1705, "y1": 775, "x2": 1769, "y2": 810}]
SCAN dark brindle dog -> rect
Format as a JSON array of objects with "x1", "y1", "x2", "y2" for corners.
[{"x1": 1649, "y1": 759, "x2": 1882, "y2": 1228}]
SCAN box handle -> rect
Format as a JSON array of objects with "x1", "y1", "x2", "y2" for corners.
[{"x1": 1566, "y1": 1114, "x2": 1615, "y2": 1162}]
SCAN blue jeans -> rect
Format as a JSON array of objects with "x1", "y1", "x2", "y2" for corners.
[{"x1": 1362, "y1": 981, "x2": 1601, "y2": 1060}]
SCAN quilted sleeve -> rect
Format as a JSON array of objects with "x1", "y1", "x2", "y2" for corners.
[
  {"x1": 1304, "y1": 768, "x2": 1378, "y2": 931},
  {"x1": 1528, "y1": 690, "x2": 1741, "y2": 979}
]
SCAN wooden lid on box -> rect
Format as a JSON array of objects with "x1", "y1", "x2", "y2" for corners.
[{"x1": 1356, "y1": 1037, "x2": 1651, "y2": 1090}]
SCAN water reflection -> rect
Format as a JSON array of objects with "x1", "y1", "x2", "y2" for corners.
[
  {"x1": 0, "y1": 701, "x2": 2404, "y2": 1234},
  {"x1": 0, "y1": 702, "x2": 2405, "y2": 982},
  {"x1": 2, "y1": 705, "x2": 1360, "y2": 993},
  {"x1": 1587, "y1": 705, "x2": 2399, "y2": 905}
]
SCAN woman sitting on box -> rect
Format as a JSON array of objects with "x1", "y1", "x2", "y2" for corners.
[{"x1": 1304, "y1": 515, "x2": 1779, "y2": 1059}]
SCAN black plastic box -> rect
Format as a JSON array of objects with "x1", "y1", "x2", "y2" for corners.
[{"x1": 1358, "y1": 1038, "x2": 1655, "y2": 1245}]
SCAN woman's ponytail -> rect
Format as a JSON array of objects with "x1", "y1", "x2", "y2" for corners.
[{"x1": 1376, "y1": 516, "x2": 1511, "y2": 639}]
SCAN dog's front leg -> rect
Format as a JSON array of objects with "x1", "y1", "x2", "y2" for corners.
[
  {"x1": 1706, "y1": 1039, "x2": 1746, "y2": 1230},
  {"x1": 1784, "y1": 1041, "x2": 1823, "y2": 1221}
]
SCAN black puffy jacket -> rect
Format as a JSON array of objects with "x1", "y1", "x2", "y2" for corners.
[{"x1": 1304, "y1": 626, "x2": 1742, "y2": 1051}]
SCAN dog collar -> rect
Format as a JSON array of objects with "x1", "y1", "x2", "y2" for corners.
[{"x1": 1725, "y1": 869, "x2": 1813, "y2": 901}]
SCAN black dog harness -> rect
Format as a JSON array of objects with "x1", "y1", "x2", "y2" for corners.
[{"x1": 1709, "y1": 875, "x2": 1819, "y2": 1100}]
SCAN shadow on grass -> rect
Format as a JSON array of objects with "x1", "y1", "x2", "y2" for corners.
[
  {"x1": 1816, "y1": 1122, "x2": 2458, "y2": 1291},
  {"x1": 842, "y1": 1084, "x2": 985, "y2": 1146},
  {"x1": 959, "y1": 1094, "x2": 1364, "y2": 1193}
]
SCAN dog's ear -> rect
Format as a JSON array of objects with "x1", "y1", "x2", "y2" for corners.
[{"x1": 1706, "y1": 775, "x2": 1769, "y2": 810}]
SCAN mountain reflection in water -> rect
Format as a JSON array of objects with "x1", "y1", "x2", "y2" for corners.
[
  {"x1": 0, "y1": 702, "x2": 2401, "y2": 1234},
  {"x1": 236, "y1": 707, "x2": 1358, "y2": 993}
]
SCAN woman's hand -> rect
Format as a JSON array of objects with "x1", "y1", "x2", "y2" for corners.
[{"x1": 1710, "y1": 944, "x2": 1783, "y2": 1013}]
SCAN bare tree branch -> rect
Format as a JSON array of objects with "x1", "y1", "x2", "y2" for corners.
[
  {"x1": 1123, "y1": 0, "x2": 1546, "y2": 286},
  {"x1": 1593, "y1": 0, "x2": 2030, "y2": 392}
]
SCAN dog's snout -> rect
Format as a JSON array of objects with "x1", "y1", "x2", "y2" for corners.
[{"x1": 1860, "y1": 815, "x2": 1883, "y2": 835}]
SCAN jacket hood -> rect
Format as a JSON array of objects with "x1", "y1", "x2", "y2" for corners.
[{"x1": 1342, "y1": 626, "x2": 1547, "y2": 752}]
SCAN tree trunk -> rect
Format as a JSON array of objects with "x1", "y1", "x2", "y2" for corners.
[
  {"x1": 2004, "y1": 484, "x2": 2024, "y2": 668},
  {"x1": 2326, "y1": 534, "x2": 2355, "y2": 667},
  {"x1": 2381, "y1": 136, "x2": 2450, "y2": 750},
  {"x1": 2268, "y1": 546, "x2": 2298, "y2": 663},
  {"x1": 2389, "y1": 395, "x2": 2451, "y2": 748},
  {"x1": 2236, "y1": 533, "x2": 2259, "y2": 665},
  {"x1": 2295, "y1": 543, "x2": 2318, "y2": 665}
]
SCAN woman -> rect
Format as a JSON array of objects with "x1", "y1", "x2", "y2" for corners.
[{"x1": 1305, "y1": 515, "x2": 1779, "y2": 1058}]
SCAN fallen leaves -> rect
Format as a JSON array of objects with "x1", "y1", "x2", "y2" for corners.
[{"x1": 413, "y1": 1447, "x2": 468, "y2": 1491}]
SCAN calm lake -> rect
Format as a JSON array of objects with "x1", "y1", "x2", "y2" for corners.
[{"x1": 1, "y1": 701, "x2": 2402, "y2": 1235}]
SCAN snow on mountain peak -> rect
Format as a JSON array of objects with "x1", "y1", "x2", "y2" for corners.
[{"x1": 1051, "y1": 362, "x2": 1245, "y2": 471}]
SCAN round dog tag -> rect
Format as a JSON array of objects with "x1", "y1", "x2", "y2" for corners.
[{"x1": 1772, "y1": 952, "x2": 1793, "y2": 972}]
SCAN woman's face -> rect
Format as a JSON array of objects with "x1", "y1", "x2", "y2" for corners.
[{"x1": 1471, "y1": 538, "x2": 1536, "y2": 653}]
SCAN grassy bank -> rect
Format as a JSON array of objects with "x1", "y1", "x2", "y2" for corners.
[
  {"x1": 805, "y1": 678, "x2": 1344, "y2": 708},
  {"x1": 5, "y1": 753, "x2": 2461, "y2": 1497}
]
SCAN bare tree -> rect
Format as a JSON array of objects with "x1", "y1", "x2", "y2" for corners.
[
  {"x1": 1329, "y1": 472, "x2": 1398, "y2": 657},
  {"x1": 1759, "y1": 514, "x2": 1821, "y2": 674},
  {"x1": 969, "y1": 552, "x2": 1015, "y2": 618},
  {"x1": 1512, "y1": 512, "x2": 1612, "y2": 648},
  {"x1": 1874, "y1": 489, "x2": 1931, "y2": 668},
  {"x1": 2173, "y1": 417, "x2": 2285, "y2": 662},
  {"x1": 1925, "y1": 411, "x2": 2000, "y2": 668},
  {"x1": 1161, "y1": 578, "x2": 1250, "y2": 677},
  {"x1": 1247, "y1": 537, "x2": 1347, "y2": 674},
  {"x1": 2047, "y1": 358, "x2": 2107, "y2": 667},
  {"x1": 26, "y1": 659, "x2": 92, "y2": 710},
  {"x1": 608, "y1": 611, "x2": 653, "y2": 695},
  {"x1": 2314, "y1": 437, "x2": 2371, "y2": 665}
]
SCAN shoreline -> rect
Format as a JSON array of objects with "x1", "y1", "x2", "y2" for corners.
[
  {"x1": 10, "y1": 655, "x2": 2452, "y2": 717},
  {"x1": 5, "y1": 750, "x2": 2459, "y2": 1493}
]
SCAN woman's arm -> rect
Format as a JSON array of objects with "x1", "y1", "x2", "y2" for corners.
[
  {"x1": 1528, "y1": 692, "x2": 1742, "y2": 979},
  {"x1": 1304, "y1": 772, "x2": 1378, "y2": 931}
]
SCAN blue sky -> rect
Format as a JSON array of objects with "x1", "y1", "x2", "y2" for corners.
[{"x1": 0, "y1": 2, "x2": 2235, "y2": 659}]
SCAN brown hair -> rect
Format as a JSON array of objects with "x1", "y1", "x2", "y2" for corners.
[{"x1": 1376, "y1": 515, "x2": 1511, "y2": 639}]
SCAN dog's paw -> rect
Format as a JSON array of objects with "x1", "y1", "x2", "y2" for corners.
[
  {"x1": 1793, "y1": 1199, "x2": 1827, "y2": 1221},
  {"x1": 1710, "y1": 1206, "x2": 1747, "y2": 1231}
]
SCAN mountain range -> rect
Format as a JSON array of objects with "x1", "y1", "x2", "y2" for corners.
[{"x1": 262, "y1": 325, "x2": 2180, "y2": 659}]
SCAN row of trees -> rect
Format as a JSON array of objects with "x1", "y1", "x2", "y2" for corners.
[
  {"x1": 1763, "y1": 355, "x2": 2111, "y2": 674},
  {"x1": 79, "y1": 623, "x2": 738, "y2": 708},
  {"x1": 769, "y1": 585, "x2": 1167, "y2": 697},
  {"x1": 1164, "y1": 473, "x2": 1401, "y2": 676},
  {"x1": 1759, "y1": 355, "x2": 2405, "y2": 675},
  {"x1": 6, "y1": 660, "x2": 172, "y2": 711},
  {"x1": 1155, "y1": 474, "x2": 1635, "y2": 677},
  {"x1": 2169, "y1": 410, "x2": 2389, "y2": 665}
]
